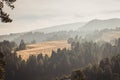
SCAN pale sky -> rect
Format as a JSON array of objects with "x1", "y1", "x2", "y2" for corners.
[{"x1": 0, "y1": 0, "x2": 120, "y2": 35}]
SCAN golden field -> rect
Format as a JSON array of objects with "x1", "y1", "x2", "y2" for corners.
[
  {"x1": 17, "y1": 40, "x2": 71, "y2": 60},
  {"x1": 96, "y1": 31, "x2": 120, "y2": 42}
]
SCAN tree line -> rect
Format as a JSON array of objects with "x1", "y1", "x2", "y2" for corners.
[
  {"x1": 59, "y1": 54, "x2": 120, "y2": 80},
  {"x1": 0, "y1": 37, "x2": 120, "y2": 80}
]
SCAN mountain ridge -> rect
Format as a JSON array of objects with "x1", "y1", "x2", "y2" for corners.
[
  {"x1": 79, "y1": 18, "x2": 120, "y2": 31},
  {"x1": 33, "y1": 22, "x2": 85, "y2": 33}
]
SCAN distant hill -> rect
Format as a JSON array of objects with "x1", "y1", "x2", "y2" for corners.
[
  {"x1": 33, "y1": 22, "x2": 85, "y2": 33},
  {"x1": 0, "y1": 33, "x2": 23, "y2": 42},
  {"x1": 1, "y1": 18, "x2": 120, "y2": 43},
  {"x1": 79, "y1": 18, "x2": 120, "y2": 31},
  {"x1": 85, "y1": 27, "x2": 120, "y2": 42},
  {"x1": 95, "y1": 28, "x2": 120, "y2": 42},
  {"x1": 0, "y1": 22, "x2": 84, "y2": 42},
  {"x1": 13, "y1": 31, "x2": 78, "y2": 44},
  {"x1": 96, "y1": 31, "x2": 120, "y2": 42}
]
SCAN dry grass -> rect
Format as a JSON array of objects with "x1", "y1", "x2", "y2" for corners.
[
  {"x1": 96, "y1": 31, "x2": 120, "y2": 42},
  {"x1": 17, "y1": 40, "x2": 71, "y2": 60}
]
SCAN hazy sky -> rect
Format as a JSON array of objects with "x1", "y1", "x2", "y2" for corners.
[{"x1": 0, "y1": 0, "x2": 120, "y2": 35}]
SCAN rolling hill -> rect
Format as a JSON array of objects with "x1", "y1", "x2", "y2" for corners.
[
  {"x1": 33, "y1": 22, "x2": 85, "y2": 33},
  {"x1": 1, "y1": 18, "x2": 120, "y2": 44},
  {"x1": 79, "y1": 18, "x2": 120, "y2": 31}
]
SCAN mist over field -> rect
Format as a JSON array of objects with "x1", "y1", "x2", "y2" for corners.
[{"x1": 0, "y1": 0, "x2": 120, "y2": 80}]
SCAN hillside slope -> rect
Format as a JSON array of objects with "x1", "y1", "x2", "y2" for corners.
[
  {"x1": 33, "y1": 22, "x2": 85, "y2": 33},
  {"x1": 79, "y1": 18, "x2": 120, "y2": 31}
]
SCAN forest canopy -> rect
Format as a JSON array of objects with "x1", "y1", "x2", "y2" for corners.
[{"x1": 0, "y1": 37, "x2": 120, "y2": 80}]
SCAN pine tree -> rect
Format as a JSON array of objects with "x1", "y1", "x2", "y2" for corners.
[
  {"x1": 18, "y1": 40, "x2": 26, "y2": 50},
  {"x1": 0, "y1": 52, "x2": 5, "y2": 80}
]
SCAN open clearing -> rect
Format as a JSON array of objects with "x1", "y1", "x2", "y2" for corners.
[
  {"x1": 96, "y1": 31, "x2": 120, "y2": 42},
  {"x1": 17, "y1": 40, "x2": 71, "y2": 60}
]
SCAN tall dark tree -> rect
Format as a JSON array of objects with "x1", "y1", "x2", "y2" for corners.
[
  {"x1": 0, "y1": 52, "x2": 5, "y2": 80},
  {"x1": 18, "y1": 40, "x2": 26, "y2": 50}
]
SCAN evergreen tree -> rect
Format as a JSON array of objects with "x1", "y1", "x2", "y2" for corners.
[
  {"x1": 18, "y1": 40, "x2": 26, "y2": 50},
  {"x1": 0, "y1": 52, "x2": 5, "y2": 80}
]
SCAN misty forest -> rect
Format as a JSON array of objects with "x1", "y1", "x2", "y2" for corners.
[{"x1": 0, "y1": 0, "x2": 120, "y2": 80}]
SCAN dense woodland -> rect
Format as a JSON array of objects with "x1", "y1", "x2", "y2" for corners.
[
  {"x1": 0, "y1": 36, "x2": 120, "y2": 80},
  {"x1": 59, "y1": 54, "x2": 120, "y2": 80}
]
